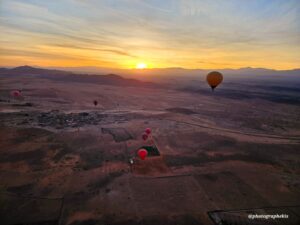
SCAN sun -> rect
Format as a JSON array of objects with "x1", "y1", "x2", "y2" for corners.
[{"x1": 136, "y1": 62, "x2": 147, "y2": 69}]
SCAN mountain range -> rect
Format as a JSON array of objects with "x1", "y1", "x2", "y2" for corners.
[
  {"x1": 0, "y1": 66, "x2": 159, "y2": 88},
  {"x1": 46, "y1": 66, "x2": 300, "y2": 78}
]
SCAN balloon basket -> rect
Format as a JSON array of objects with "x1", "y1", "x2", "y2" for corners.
[{"x1": 139, "y1": 145, "x2": 160, "y2": 157}]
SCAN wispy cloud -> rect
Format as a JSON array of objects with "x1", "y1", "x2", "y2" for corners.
[{"x1": 48, "y1": 43, "x2": 136, "y2": 58}]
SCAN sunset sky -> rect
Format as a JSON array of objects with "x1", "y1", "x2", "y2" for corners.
[{"x1": 0, "y1": 0, "x2": 299, "y2": 69}]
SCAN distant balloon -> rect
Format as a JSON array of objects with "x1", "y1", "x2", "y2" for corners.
[
  {"x1": 206, "y1": 71, "x2": 223, "y2": 91},
  {"x1": 10, "y1": 90, "x2": 21, "y2": 97},
  {"x1": 93, "y1": 100, "x2": 98, "y2": 106},
  {"x1": 145, "y1": 128, "x2": 151, "y2": 135},
  {"x1": 138, "y1": 149, "x2": 148, "y2": 160},
  {"x1": 142, "y1": 133, "x2": 148, "y2": 141}
]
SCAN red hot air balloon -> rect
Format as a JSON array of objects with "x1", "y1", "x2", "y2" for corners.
[
  {"x1": 145, "y1": 128, "x2": 151, "y2": 135},
  {"x1": 93, "y1": 100, "x2": 98, "y2": 106},
  {"x1": 142, "y1": 133, "x2": 148, "y2": 141},
  {"x1": 138, "y1": 149, "x2": 148, "y2": 160},
  {"x1": 11, "y1": 90, "x2": 21, "y2": 97}
]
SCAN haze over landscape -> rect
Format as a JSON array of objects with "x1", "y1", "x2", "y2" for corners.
[{"x1": 1, "y1": 1, "x2": 300, "y2": 225}]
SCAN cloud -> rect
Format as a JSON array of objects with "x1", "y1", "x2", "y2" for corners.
[{"x1": 48, "y1": 44, "x2": 136, "y2": 57}]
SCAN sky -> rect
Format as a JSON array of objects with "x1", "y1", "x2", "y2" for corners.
[{"x1": 0, "y1": 0, "x2": 300, "y2": 70}]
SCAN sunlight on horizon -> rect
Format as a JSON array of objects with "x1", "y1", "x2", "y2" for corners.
[{"x1": 136, "y1": 63, "x2": 148, "y2": 70}]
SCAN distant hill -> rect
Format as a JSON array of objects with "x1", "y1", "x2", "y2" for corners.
[
  {"x1": 0, "y1": 66, "x2": 160, "y2": 88},
  {"x1": 0, "y1": 66, "x2": 74, "y2": 76},
  {"x1": 2, "y1": 65, "x2": 299, "y2": 80}
]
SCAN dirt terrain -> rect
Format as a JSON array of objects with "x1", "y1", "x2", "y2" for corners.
[{"x1": 0, "y1": 70, "x2": 300, "y2": 225}]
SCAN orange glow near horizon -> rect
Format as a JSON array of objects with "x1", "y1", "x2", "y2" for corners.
[{"x1": 1, "y1": 42, "x2": 299, "y2": 70}]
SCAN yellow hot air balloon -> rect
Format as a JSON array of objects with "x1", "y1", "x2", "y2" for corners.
[{"x1": 206, "y1": 71, "x2": 223, "y2": 91}]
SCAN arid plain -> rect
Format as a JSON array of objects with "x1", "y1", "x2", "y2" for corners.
[{"x1": 1, "y1": 67, "x2": 300, "y2": 225}]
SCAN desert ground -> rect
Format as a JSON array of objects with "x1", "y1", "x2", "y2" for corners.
[{"x1": 1, "y1": 68, "x2": 300, "y2": 225}]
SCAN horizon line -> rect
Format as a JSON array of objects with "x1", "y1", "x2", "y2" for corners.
[{"x1": 1, "y1": 65, "x2": 300, "y2": 72}]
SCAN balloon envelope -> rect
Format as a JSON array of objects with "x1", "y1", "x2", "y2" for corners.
[
  {"x1": 138, "y1": 149, "x2": 148, "y2": 160},
  {"x1": 11, "y1": 90, "x2": 21, "y2": 97},
  {"x1": 142, "y1": 133, "x2": 148, "y2": 141},
  {"x1": 206, "y1": 71, "x2": 223, "y2": 90},
  {"x1": 93, "y1": 100, "x2": 98, "y2": 106},
  {"x1": 145, "y1": 128, "x2": 151, "y2": 135}
]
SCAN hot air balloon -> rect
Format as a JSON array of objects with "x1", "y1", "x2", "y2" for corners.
[
  {"x1": 142, "y1": 133, "x2": 148, "y2": 141},
  {"x1": 10, "y1": 90, "x2": 21, "y2": 97},
  {"x1": 206, "y1": 71, "x2": 223, "y2": 91},
  {"x1": 137, "y1": 149, "x2": 148, "y2": 160},
  {"x1": 93, "y1": 100, "x2": 98, "y2": 106},
  {"x1": 145, "y1": 128, "x2": 151, "y2": 135}
]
